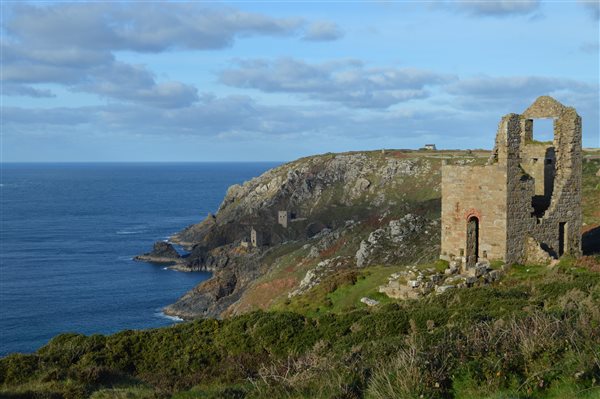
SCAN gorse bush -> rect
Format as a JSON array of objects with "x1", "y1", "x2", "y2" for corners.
[{"x1": 2, "y1": 262, "x2": 600, "y2": 398}]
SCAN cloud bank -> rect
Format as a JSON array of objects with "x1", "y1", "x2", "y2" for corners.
[
  {"x1": 1, "y1": 3, "x2": 339, "y2": 107},
  {"x1": 220, "y1": 58, "x2": 455, "y2": 108}
]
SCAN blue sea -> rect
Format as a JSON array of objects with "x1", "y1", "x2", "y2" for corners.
[{"x1": 0, "y1": 162, "x2": 279, "y2": 356}]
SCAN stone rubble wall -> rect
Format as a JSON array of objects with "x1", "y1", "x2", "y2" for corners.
[
  {"x1": 504, "y1": 113, "x2": 535, "y2": 264},
  {"x1": 522, "y1": 103, "x2": 582, "y2": 259}
]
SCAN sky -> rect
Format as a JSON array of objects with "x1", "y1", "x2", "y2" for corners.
[{"x1": 1, "y1": 0, "x2": 599, "y2": 162}]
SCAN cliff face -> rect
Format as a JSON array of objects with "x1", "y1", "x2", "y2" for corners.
[
  {"x1": 172, "y1": 151, "x2": 439, "y2": 248},
  {"x1": 161, "y1": 149, "x2": 452, "y2": 319}
]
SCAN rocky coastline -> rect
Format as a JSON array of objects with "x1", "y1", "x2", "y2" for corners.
[
  {"x1": 133, "y1": 149, "x2": 600, "y2": 320},
  {"x1": 134, "y1": 149, "x2": 447, "y2": 319}
]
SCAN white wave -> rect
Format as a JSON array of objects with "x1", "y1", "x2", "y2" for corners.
[
  {"x1": 162, "y1": 267, "x2": 168, "y2": 270},
  {"x1": 155, "y1": 310, "x2": 183, "y2": 322},
  {"x1": 116, "y1": 230, "x2": 144, "y2": 235}
]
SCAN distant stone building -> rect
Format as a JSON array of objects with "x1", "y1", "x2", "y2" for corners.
[
  {"x1": 250, "y1": 227, "x2": 262, "y2": 247},
  {"x1": 278, "y1": 210, "x2": 289, "y2": 228},
  {"x1": 423, "y1": 144, "x2": 437, "y2": 150},
  {"x1": 441, "y1": 96, "x2": 582, "y2": 266}
]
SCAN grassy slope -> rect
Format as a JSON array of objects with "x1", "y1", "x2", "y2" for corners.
[{"x1": 2, "y1": 257, "x2": 599, "y2": 399}]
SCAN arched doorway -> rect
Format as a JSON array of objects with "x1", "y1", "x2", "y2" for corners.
[{"x1": 466, "y1": 216, "x2": 479, "y2": 267}]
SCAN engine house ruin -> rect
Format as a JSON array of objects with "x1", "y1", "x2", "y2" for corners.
[{"x1": 441, "y1": 96, "x2": 582, "y2": 266}]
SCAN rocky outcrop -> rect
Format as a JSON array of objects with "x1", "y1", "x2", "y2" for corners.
[
  {"x1": 164, "y1": 252, "x2": 262, "y2": 318},
  {"x1": 134, "y1": 241, "x2": 181, "y2": 264},
  {"x1": 355, "y1": 214, "x2": 440, "y2": 267},
  {"x1": 164, "y1": 269, "x2": 239, "y2": 319},
  {"x1": 288, "y1": 256, "x2": 349, "y2": 298}
]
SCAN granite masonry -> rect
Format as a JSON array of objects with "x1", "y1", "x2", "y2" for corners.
[{"x1": 441, "y1": 96, "x2": 582, "y2": 267}]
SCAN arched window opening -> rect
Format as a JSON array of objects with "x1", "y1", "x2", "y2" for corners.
[{"x1": 466, "y1": 216, "x2": 479, "y2": 267}]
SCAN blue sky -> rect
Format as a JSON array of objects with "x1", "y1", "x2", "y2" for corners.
[{"x1": 1, "y1": 1, "x2": 598, "y2": 162}]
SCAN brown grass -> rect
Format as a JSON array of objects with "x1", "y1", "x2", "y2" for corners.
[{"x1": 575, "y1": 256, "x2": 600, "y2": 272}]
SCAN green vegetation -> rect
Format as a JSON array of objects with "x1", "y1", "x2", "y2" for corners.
[
  {"x1": 2, "y1": 150, "x2": 598, "y2": 398},
  {"x1": 524, "y1": 138, "x2": 554, "y2": 146},
  {"x1": 273, "y1": 266, "x2": 397, "y2": 317},
  {"x1": 2, "y1": 257, "x2": 600, "y2": 399},
  {"x1": 582, "y1": 158, "x2": 600, "y2": 226}
]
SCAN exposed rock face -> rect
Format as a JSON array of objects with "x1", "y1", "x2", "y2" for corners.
[
  {"x1": 164, "y1": 269, "x2": 239, "y2": 319},
  {"x1": 172, "y1": 152, "x2": 438, "y2": 248},
  {"x1": 288, "y1": 256, "x2": 348, "y2": 298},
  {"x1": 134, "y1": 241, "x2": 181, "y2": 264},
  {"x1": 136, "y1": 147, "x2": 599, "y2": 319},
  {"x1": 355, "y1": 214, "x2": 440, "y2": 267}
]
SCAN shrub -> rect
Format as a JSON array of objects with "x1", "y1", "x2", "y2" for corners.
[{"x1": 0, "y1": 354, "x2": 40, "y2": 385}]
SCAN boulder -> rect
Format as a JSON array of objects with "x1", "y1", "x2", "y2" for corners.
[{"x1": 360, "y1": 297, "x2": 380, "y2": 306}]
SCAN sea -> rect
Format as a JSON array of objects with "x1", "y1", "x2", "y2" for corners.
[{"x1": 0, "y1": 162, "x2": 279, "y2": 356}]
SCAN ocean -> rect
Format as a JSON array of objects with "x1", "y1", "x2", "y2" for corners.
[{"x1": 0, "y1": 162, "x2": 279, "y2": 356}]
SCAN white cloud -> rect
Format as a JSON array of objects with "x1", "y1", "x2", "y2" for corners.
[
  {"x1": 4, "y1": 3, "x2": 304, "y2": 53},
  {"x1": 2, "y1": 83, "x2": 55, "y2": 98},
  {"x1": 459, "y1": 0, "x2": 540, "y2": 16},
  {"x1": 302, "y1": 21, "x2": 344, "y2": 41},
  {"x1": 219, "y1": 58, "x2": 455, "y2": 108},
  {"x1": 431, "y1": 0, "x2": 541, "y2": 17},
  {"x1": 1, "y1": 3, "x2": 339, "y2": 104},
  {"x1": 447, "y1": 75, "x2": 597, "y2": 104}
]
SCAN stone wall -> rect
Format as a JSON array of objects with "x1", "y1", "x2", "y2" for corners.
[
  {"x1": 441, "y1": 96, "x2": 582, "y2": 265},
  {"x1": 278, "y1": 211, "x2": 289, "y2": 228},
  {"x1": 522, "y1": 101, "x2": 582, "y2": 258},
  {"x1": 441, "y1": 163, "x2": 507, "y2": 262},
  {"x1": 504, "y1": 113, "x2": 536, "y2": 264}
]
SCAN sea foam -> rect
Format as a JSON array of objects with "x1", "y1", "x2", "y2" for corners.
[{"x1": 155, "y1": 310, "x2": 183, "y2": 322}]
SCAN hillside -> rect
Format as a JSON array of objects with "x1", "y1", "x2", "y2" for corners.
[
  {"x1": 1, "y1": 149, "x2": 599, "y2": 399},
  {"x1": 159, "y1": 149, "x2": 476, "y2": 319},
  {"x1": 1, "y1": 256, "x2": 600, "y2": 399},
  {"x1": 156, "y1": 149, "x2": 600, "y2": 320}
]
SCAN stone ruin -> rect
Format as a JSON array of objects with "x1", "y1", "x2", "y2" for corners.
[
  {"x1": 278, "y1": 210, "x2": 302, "y2": 228},
  {"x1": 239, "y1": 210, "x2": 306, "y2": 250},
  {"x1": 250, "y1": 226, "x2": 261, "y2": 247},
  {"x1": 378, "y1": 262, "x2": 504, "y2": 300},
  {"x1": 278, "y1": 210, "x2": 290, "y2": 228},
  {"x1": 441, "y1": 96, "x2": 582, "y2": 268}
]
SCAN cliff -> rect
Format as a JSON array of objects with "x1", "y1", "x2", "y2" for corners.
[
  {"x1": 134, "y1": 149, "x2": 599, "y2": 320},
  {"x1": 159, "y1": 149, "x2": 469, "y2": 319}
]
